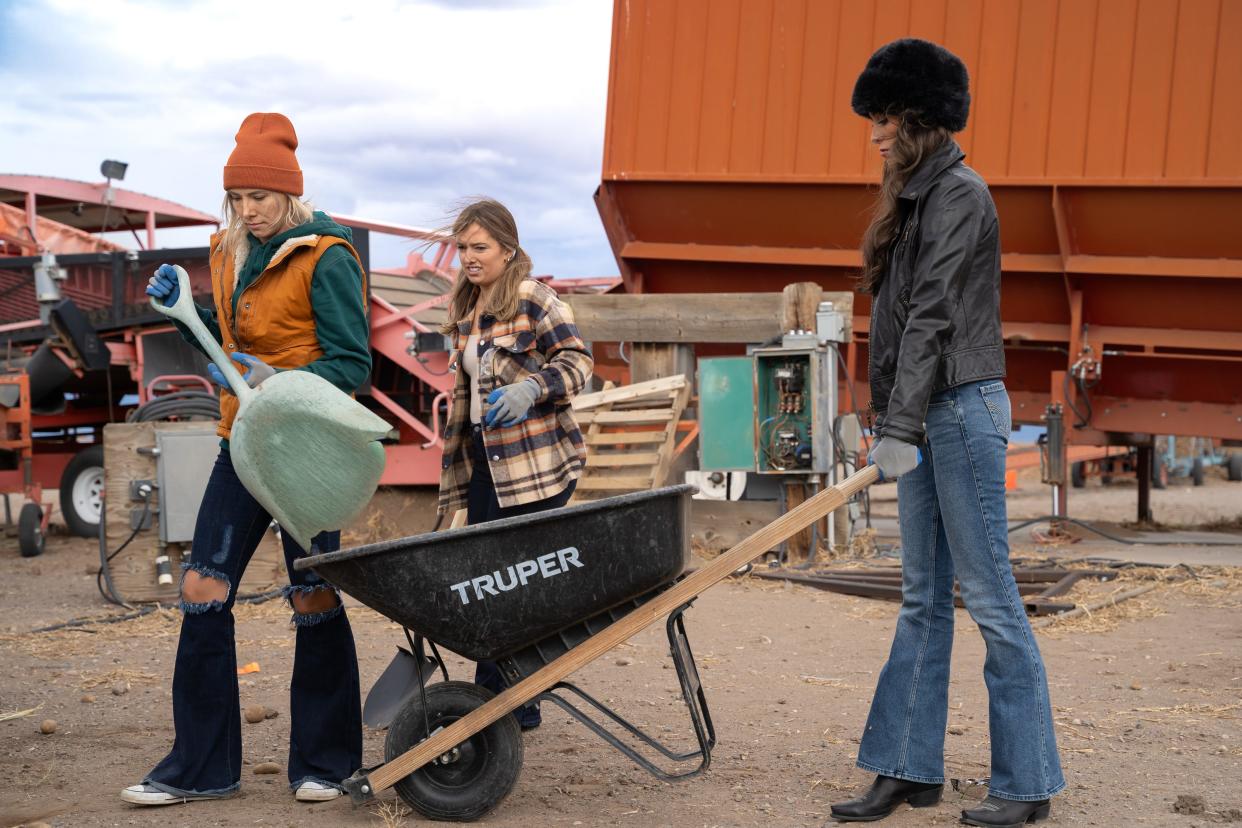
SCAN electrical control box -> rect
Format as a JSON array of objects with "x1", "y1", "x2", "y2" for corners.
[
  {"x1": 752, "y1": 345, "x2": 834, "y2": 475},
  {"x1": 155, "y1": 426, "x2": 224, "y2": 543}
]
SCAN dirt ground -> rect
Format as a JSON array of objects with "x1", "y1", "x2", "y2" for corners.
[{"x1": 1, "y1": 473, "x2": 1240, "y2": 828}]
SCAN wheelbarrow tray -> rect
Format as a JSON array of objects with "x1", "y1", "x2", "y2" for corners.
[{"x1": 295, "y1": 484, "x2": 694, "y2": 662}]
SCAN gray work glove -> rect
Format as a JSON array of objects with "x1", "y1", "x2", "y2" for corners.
[
  {"x1": 484, "y1": 377, "x2": 540, "y2": 428},
  {"x1": 869, "y1": 436, "x2": 923, "y2": 481},
  {"x1": 209, "y1": 352, "x2": 277, "y2": 389}
]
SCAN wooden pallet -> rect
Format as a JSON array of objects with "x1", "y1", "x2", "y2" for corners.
[{"x1": 571, "y1": 375, "x2": 690, "y2": 500}]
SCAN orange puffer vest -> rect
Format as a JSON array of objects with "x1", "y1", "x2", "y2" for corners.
[{"x1": 208, "y1": 230, "x2": 365, "y2": 438}]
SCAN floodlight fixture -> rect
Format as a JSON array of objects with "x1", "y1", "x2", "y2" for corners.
[{"x1": 100, "y1": 159, "x2": 128, "y2": 181}]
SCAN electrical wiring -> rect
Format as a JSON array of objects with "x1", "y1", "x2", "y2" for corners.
[
  {"x1": 97, "y1": 490, "x2": 150, "y2": 607},
  {"x1": 1064, "y1": 372, "x2": 1093, "y2": 430}
]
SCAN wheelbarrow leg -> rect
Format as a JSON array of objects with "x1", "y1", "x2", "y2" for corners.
[{"x1": 535, "y1": 600, "x2": 717, "y2": 780}]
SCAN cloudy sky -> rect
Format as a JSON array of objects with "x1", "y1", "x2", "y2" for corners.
[{"x1": 0, "y1": 0, "x2": 617, "y2": 276}]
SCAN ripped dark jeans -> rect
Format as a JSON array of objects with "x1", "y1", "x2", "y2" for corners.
[{"x1": 143, "y1": 447, "x2": 362, "y2": 797}]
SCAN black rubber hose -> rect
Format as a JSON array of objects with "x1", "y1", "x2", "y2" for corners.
[
  {"x1": 32, "y1": 588, "x2": 283, "y2": 633},
  {"x1": 126, "y1": 391, "x2": 219, "y2": 423}
]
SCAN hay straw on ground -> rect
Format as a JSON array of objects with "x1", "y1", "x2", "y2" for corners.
[
  {"x1": 80, "y1": 668, "x2": 160, "y2": 689},
  {"x1": 1019, "y1": 558, "x2": 1242, "y2": 636},
  {"x1": 1133, "y1": 702, "x2": 1241, "y2": 722},
  {"x1": 345, "y1": 505, "x2": 402, "y2": 547},
  {"x1": 0, "y1": 606, "x2": 183, "y2": 658},
  {"x1": 799, "y1": 675, "x2": 856, "y2": 689},
  {"x1": 0, "y1": 704, "x2": 42, "y2": 722},
  {"x1": 1034, "y1": 590, "x2": 1167, "y2": 637},
  {"x1": 371, "y1": 798, "x2": 411, "y2": 827}
]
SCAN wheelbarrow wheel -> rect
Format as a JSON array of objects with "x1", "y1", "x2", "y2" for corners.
[
  {"x1": 18, "y1": 503, "x2": 45, "y2": 558},
  {"x1": 386, "y1": 680, "x2": 523, "y2": 822}
]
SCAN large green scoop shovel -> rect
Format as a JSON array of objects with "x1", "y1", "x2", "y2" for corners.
[{"x1": 151, "y1": 265, "x2": 391, "y2": 551}]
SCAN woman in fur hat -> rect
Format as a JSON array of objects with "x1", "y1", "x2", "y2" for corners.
[
  {"x1": 828, "y1": 40, "x2": 1064, "y2": 827},
  {"x1": 122, "y1": 112, "x2": 368, "y2": 806}
]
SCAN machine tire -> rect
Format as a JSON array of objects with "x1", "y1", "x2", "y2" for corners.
[
  {"x1": 385, "y1": 681, "x2": 523, "y2": 822},
  {"x1": 1152, "y1": 455, "x2": 1168, "y2": 490},
  {"x1": 1191, "y1": 457, "x2": 1206, "y2": 487},
  {"x1": 1070, "y1": 462, "x2": 1086, "y2": 488},
  {"x1": 18, "y1": 503, "x2": 45, "y2": 558},
  {"x1": 1228, "y1": 453, "x2": 1242, "y2": 482},
  {"x1": 60, "y1": 445, "x2": 105, "y2": 538}
]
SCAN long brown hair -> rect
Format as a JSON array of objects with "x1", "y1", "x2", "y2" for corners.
[
  {"x1": 859, "y1": 114, "x2": 952, "y2": 292},
  {"x1": 440, "y1": 198, "x2": 533, "y2": 334}
]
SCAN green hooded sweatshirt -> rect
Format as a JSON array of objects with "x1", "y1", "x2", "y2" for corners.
[{"x1": 176, "y1": 211, "x2": 371, "y2": 396}]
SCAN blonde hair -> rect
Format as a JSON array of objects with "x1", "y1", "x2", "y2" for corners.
[
  {"x1": 440, "y1": 198, "x2": 533, "y2": 334},
  {"x1": 219, "y1": 191, "x2": 315, "y2": 259}
]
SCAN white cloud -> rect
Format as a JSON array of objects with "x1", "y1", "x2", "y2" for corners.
[{"x1": 0, "y1": 0, "x2": 617, "y2": 277}]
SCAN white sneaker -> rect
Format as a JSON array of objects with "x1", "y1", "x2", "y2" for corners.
[
  {"x1": 295, "y1": 780, "x2": 343, "y2": 802},
  {"x1": 120, "y1": 783, "x2": 220, "y2": 806}
]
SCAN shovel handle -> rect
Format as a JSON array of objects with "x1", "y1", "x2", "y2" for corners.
[{"x1": 149, "y1": 265, "x2": 253, "y2": 402}]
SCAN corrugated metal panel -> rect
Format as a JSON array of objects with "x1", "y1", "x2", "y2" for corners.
[{"x1": 603, "y1": 0, "x2": 1242, "y2": 182}]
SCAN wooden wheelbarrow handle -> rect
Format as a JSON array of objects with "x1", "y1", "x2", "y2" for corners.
[{"x1": 357, "y1": 464, "x2": 881, "y2": 798}]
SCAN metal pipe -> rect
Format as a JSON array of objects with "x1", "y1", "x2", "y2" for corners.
[{"x1": 425, "y1": 391, "x2": 449, "y2": 449}]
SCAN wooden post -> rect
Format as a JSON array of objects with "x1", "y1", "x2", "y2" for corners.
[
  {"x1": 781, "y1": 282, "x2": 824, "y2": 333},
  {"x1": 630, "y1": 342, "x2": 695, "y2": 384},
  {"x1": 782, "y1": 480, "x2": 811, "y2": 564},
  {"x1": 628, "y1": 344, "x2": 696, "y2": 487}
]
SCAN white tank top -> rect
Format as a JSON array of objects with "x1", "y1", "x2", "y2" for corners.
[{"x1": 461, "y1": 334, "x2": 482, "y2": 425}]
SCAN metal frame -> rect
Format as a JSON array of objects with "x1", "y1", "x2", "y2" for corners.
[
  {"x1": 754, "y1": 566, "x2": 1119, "y2": 616},
  {"x1": 1, "y1": 220, "x2": 460, "y2": 488},
  {"x1": 0, "y1": 373, "x2": 53, "y2": 535},
  {"x1": 533, "y1": 604, "x2": 715, "y2": 781}
]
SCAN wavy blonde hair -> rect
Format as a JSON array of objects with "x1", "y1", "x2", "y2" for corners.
[
  {"x1": 439, "y1": 198, "x2": 533, "y2": 334},
  {"x1": 219, "y1": 191, "x2": 314, "y2": 259},
  {"x1": 859, "y1": 113, "x2": 952, "y2": 292}
]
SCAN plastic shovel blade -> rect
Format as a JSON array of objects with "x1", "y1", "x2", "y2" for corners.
[
  {"x1": 363, "y1": 647, "x2": 440, "y2": 730},
  {"x1": 229, "y1": 370, "x2": 390, "y2": 550}
]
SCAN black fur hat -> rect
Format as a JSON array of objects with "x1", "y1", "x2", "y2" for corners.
[{"x1": 851, "y1": 38, "x2": 970, "y2": 132}]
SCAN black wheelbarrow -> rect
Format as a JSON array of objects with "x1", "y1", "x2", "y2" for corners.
[{"x1": 295, "y1": 468, "x2": 879, "y2": 821}]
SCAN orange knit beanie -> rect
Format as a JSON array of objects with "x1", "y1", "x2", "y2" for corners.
[{"x1": 223, "y1": 113, "x2": 303, "y2": 195}]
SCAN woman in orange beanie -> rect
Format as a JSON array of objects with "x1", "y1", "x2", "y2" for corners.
[{"x1": 121, "y1": 113, "x2": 371, "y2": 806}]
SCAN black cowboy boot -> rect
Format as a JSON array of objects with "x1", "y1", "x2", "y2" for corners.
[
  {"x1": 961, "y1": 796, "x2": 1051, "y2": 827},
  {"x1": 830, "y1": 775, "x2": 943, "y2": 822}
]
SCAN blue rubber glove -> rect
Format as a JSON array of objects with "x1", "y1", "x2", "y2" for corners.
[
  {"x1": 484, "y1": 378, "x2": 540, "y2": 428},
  {"x1": 868, "y1": 436, "x2": 923, "y2": 481},
  {"x1": 208, "y1": 353, "x2": 276, "y2": 389},
  {"x1": 145, "y1": 263, "x2": 181, "y2": 307}
]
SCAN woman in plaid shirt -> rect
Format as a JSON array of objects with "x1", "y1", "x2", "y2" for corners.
[{"x1": 436, "y1": 198, "x2": 593, "y2": 728}]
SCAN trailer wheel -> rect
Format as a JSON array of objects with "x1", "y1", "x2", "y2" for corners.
[
  {"x1": 1070, "y1": 462, "x2": 1086, "y2": 488},
  {"x1": 18, "y1": 503, "x2": 45, "y2": 558},
  {"x1": 1228, "y1": 453, "x2": 1242, "y2": 482},
  {"x1": 386, "y1": 681, "x2": 523, "y2": 822},
  {"x1": 60, "y1": 445, "x2": 105, "y2": 538},
  {"x1": 1191, "y1": 457, "x2": 1206, "y2": 487}
]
